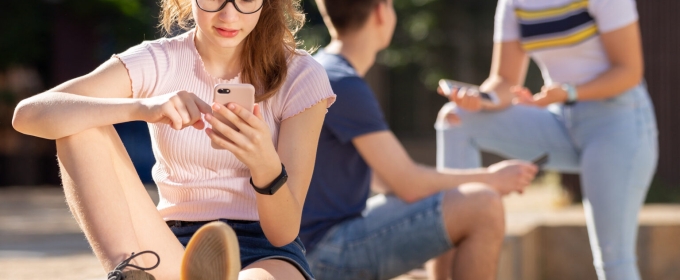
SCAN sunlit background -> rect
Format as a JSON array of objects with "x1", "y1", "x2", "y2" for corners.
[{"x1": 1, "y1": 0, "x2": 679, "y2": 279}]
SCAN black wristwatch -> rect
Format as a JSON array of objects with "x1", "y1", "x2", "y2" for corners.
[{"x1": 250, "y1": 164, "x2": 288, "y2": 195}]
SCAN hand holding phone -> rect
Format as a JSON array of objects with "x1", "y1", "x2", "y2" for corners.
[
  {"x1": 438, "y1": 79, "x2": 501, "y2": 106},
  {"x1": 212, "y1": 83, "x2": 255, "y2": 129},
  {"x1": 211, "y1": 83, "x2": 255, "y2": 149},
  {"x1": 531, "y1": 153, "x2": 549, "y2": 169}
]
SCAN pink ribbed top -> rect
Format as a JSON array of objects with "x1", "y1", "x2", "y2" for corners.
[{"x1": 114, "y1": 30, "x2": 336, "y2": 222}]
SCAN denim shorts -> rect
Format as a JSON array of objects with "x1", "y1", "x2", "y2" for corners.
[
  {"x1": 169, "y1": 219, "x2": 314, "y2": 280},
  {"x1": 305, "y1": 193, "x2": 453, "y2": 280}
]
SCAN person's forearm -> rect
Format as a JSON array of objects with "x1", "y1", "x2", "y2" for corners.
[
  {"x1": 13, "y1": 92, "x2": 142, "y2": 140},
  {"x1": 574, "y1": 65, "x2": 642, "y2": 101},
  {"x1": 255, "y1": 182, "x2": 303, "y2": 247},
  {"x1": 388, "y1": 164, "x2": 490, "y2": 203}
]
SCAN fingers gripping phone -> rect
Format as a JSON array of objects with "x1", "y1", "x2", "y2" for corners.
[
  {"x1": 531, "y1": 153, "x2": 549, "y2": 169},
  {"x1": 438, "y1": 79, "x2": 501, "y2": 105},
  {"x1": 212, "y1": 83, "x2": 255, "y2": 146}
]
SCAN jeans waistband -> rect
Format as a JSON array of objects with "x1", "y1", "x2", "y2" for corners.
[{"x1": 166, "y1": 219, "x2": 258, "y2": 228}]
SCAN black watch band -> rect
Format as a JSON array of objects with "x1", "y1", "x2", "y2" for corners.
[{"x1": 250, "y1": 164, "x2": 288, "y2": 195}]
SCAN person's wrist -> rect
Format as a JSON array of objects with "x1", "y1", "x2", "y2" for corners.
[
  {"x1": 131, "y1": 99, "x2": 149, "y2": 122},
  {"x1": 250, "y1": 161, "x2": 283, "y2": 189},
  {"x1": 561, "y1": 83, "x2": 578, "y2": 104}
]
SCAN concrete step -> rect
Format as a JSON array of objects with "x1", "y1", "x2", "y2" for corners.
[{"x1": 498, "y1": 205, "x2": 680, "y2": 280}]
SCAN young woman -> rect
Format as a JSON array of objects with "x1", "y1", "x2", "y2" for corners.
[
  {"x1": 436, "y1": 0, "x2": 656, "y2": 279},
  {"x1": 12, "y1": 0, "x2": 335, "y2": 279}
]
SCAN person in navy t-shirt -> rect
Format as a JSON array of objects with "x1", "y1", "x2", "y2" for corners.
[{"x1": 300, "y1": 0, "x2": 539, "y2": 279}]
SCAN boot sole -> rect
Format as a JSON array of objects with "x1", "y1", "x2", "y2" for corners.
[{"x1": 180, "y1": 221, "x2": 240, "y2": 280}]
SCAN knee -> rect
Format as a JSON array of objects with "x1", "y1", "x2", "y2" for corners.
[
  {"x1": 458, "y1": 184, "x2": 505, "y2": 232},
  {"x1": 436, "y1": 102, "x2": 460, "y2": 128}
]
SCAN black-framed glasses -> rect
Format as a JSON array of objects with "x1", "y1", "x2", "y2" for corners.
[{"x1": 196, "y1": 0, "x2": 264, "y2": 14}]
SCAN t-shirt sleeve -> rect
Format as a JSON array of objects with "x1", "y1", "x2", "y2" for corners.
[
  {"x1": 324, "y1": 76, "x2": 389, "y2": 144},
  {"x1": 493, "y1": 0, "x2": 521, "y2": 42},
  {"x1": 274, "y1": 53, "x2": 337, "y2": 121},
  {"x1": 590, "y1": 0, "x2": 639, "y2": 33},
  {"x1": 112, "y1": 42, "x2": 159, "y2": 99}
]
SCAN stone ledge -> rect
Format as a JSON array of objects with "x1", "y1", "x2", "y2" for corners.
[{"x1": 499, "y1": 204, "x2": 680, "y2": 280}]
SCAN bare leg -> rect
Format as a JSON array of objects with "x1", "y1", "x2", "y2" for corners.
[
  {"x1": 56, "y1": 126, "x2": 184, "y2": 279},
  {"x1": 425, "y1": 249, "x2": 454, "y2": 280},
  {"x1": 239, "y1": 259, "x2": 305, "y2": 280},
  {"x1": 433, "y1": 183, "x2": 505, "y2": 280}
]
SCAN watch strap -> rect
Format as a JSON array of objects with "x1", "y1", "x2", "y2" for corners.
[
  {"x1": 562, "y1": 83, "x2": 578, "y2": 105},
  {"x1": 250, "y1": 164, "x2": 287, "y2": 195}
]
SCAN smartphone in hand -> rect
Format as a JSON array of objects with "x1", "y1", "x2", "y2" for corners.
[
  {"x1": 531, "y1": 153, "x2": 549, "y2": 169},
  {"x1": 438, "y1": 79, "x2": 501, "y2": 105},
  {"x1": 211, "y1": 83, "x2": 255, "y2": 148}
]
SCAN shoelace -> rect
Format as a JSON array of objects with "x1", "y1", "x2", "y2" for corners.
[{"x1": 107, "y1": 251, "x2": 161, "y2": 280}]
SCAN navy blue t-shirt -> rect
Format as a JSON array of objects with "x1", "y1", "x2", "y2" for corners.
[{"x1": 300, "y1": 51, "x2": 389, "y2": 252}]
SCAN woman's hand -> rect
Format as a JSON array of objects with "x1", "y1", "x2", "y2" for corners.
[
  {"x1": 138, "y1": 91, "x2": 212, "y2": 130},
  {"x1": 485, "y1": 160, "x2": 538, "y2": 195},
  {"x1": 513, "y1": 85, "x2": 568, "y2": 107},
  {"x1": 438, "y1": 86, "x2": 484, "y2": 112},
  {"x1": 205, "y1": 103, "x2": 282, "y2": 184},
  {"x1": 436, "y1": 86, "x2": 483, "y2": 125}
]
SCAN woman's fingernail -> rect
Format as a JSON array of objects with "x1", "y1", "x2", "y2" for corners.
[
  {"x1": 205, "y1": 114, "x2": 212, "y2": 121},
  {"x1": 213, "y1": 104, "x2": 221, "y2": 110},
  {"x1": 227, "y1": 103, "x2": 235, "y2": 110}
]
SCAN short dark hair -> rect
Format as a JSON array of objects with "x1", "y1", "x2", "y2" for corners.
[{"x1": 319, "y1": 0, "x2": 386, "y2": 34}]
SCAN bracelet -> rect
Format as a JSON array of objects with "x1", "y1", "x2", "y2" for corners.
[
  {"x1": 250, "y1": 164, "x2": 287, "y2": 195},
  {"x1": 561, "y1": 83, "x2": 578, "y2": 105}
]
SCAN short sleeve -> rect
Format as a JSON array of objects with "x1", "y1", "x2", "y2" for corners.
[
  {"x1": 274, "y1": 53, "x2": 337, "y2": 121},
  {"x1": 590, "y1": 0, "x2": 638, "y2": 33},
  {"x1": 324, "y1": 77, "x2": 389, "y2": 143},
  {"x1": 493, "y1": 0, "x2": 521, "y2": 42},
  {"x1": 113, "y1": 43, "x2": 159, "y2": 98}
]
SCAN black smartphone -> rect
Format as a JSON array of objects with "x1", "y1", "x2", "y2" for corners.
[{"x1": 532, "y1": 153, "x2": 549, "y2": 169}]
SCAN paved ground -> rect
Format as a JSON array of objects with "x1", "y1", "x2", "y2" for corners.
[{"x1": 0, "y1": 174, "x2": 568, "y2": 280}]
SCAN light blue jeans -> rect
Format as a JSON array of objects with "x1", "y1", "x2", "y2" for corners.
[
  {"x1": 306, "y1": 193, "x2": 453, "y2": 280},
  {"x1": 436, "y1": 83, "x2": 658, "y2": 280}
]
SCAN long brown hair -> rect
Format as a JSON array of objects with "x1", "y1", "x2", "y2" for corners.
[{"x1": 160, "y1": 0, "x2": 305, "y2": 102}]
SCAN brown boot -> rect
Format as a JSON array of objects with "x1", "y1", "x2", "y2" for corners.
[
  {"x1": 180, "y1": 221, "x2": 240, "y2": 280},
  {"x1": 107, "y1": 251, "x2": 160, "y2": 280}
]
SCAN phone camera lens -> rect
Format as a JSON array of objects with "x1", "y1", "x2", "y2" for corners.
[{"x1": 218, "y1": 88, "x2": 231, "y2": 94}]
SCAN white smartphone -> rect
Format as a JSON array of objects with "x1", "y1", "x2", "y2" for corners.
[
  {"x1": 212, "y1": 83, "x2": 255, "y2": 147},
  {"x1": 438, "y1": 79, "x2": 501, "y2": 105}
]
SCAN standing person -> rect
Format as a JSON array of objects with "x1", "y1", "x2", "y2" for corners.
[
  {"x1": 436, "y1": 0, "x2": 657, "y2": 279},
  {"x1": 300, "y1": 1, "x2": 538, "y2": 280},
  {"x1": 12, "y1": 0, "x2": 335, "y2": 278}
]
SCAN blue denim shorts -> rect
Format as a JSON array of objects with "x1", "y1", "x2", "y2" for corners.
[
  {"x1": 305, "y1": 193, "x2": 453, "y2": 280},
  {"x1": 169, "y1": 219, "x2": 314, "y2": 280}
]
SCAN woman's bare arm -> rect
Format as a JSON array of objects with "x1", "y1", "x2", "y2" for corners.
[
  {"x1": 479, "y1": 40, "x2": 530, "y2": 109},
  {"x1": 256, "y1": 101, "x2": 328, "y2": 246},
  {"x1": 12, "y1": 58, "x2": 139, "y2": 139},
  {"x1": 573, "y1": 22, "x2": 644, "y2": 100},
  {"x1": 13, "y1": 57, "x2": 211, "y2": 139}
]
